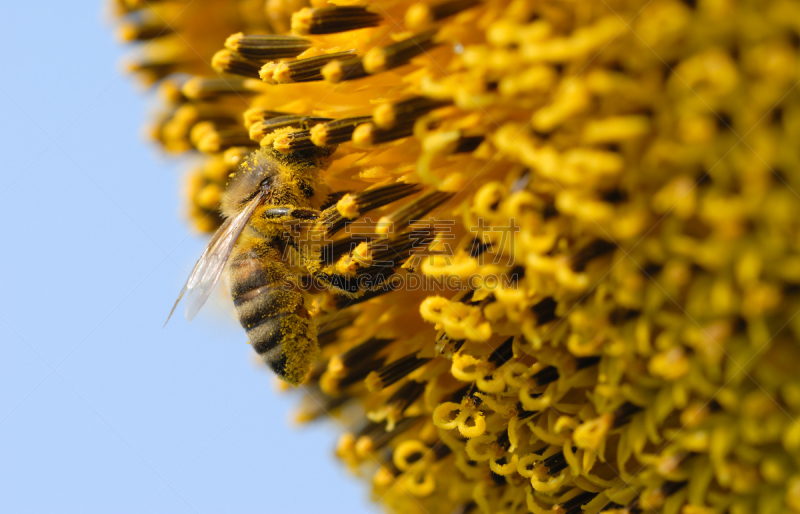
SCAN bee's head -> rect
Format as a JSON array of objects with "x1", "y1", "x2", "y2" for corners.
[
  {"x1": 220, "y1": 148, "x2": 281, "y2": 218},
  {"x1": 221, "y1": 129, "x2": 337, "y2": 218}
]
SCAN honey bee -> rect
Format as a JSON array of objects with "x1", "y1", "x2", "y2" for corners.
[{"x1": 167, "y1": 132, "x2": 450, "y2": 385}]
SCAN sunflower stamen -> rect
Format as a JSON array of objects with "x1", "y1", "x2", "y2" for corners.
[
  {"x1": 321, "y1": 56, "x2": 369, "y2": 83},
  {"x1": 193, "y1": 124, "x2": 255, "y2": 154},
  {"x1": 224, "y1": 32, "x2": 311, "y2": 60},
  {"x1": 375, "y1": 191, "x2": 454, "y2": 240},
  {"x1": 268, "y1": 50, "x2": 357, "y2": 83},
  {"x1": 405, "y1": 0, "x2": 481, "y2": 30},
  {"x1": 274, "y1": 129, "x2": 318, "y2": 153},
  {"x1": 292, "y1": 6, "x2": 382, "y2": 35},
  {"x1": 181, "y1": 77, "x2": 266, "y2": 100},
  {"x1": 211, "y1": 49, "x2": 263, "y2": 78},
  {"x1": 310, "y1": 116, "x2": 373, "y2": 146},
  {"x1": 373, "y1": 96, "x2": 452, "y2": 129},
  {"x1": 367, "y1": 355, "x2": 432, "y2": 390},
  {"x1": 363, "y1": 29, "x2": 439, "y2": 74},
  {"x1": 453, "y1": 135, "x2": 484, "y2": 153},
  {"x1": 558, "y1": 491, "x2": 599, "y2": 514},
  {"x1": 117, "y1": 14, "x2": 173, "y2": 41},
  {"x1": 242, "y1": 107, "x2": 292, "y2": 129},
  {"x1": 249, "y1": 115, "x2": 331, "y2": 141},
  {"x1": 352, "y1": 121, "x2": 415, "y2": 146}
]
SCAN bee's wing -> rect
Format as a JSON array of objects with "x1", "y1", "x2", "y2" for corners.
[{"x1": 164, "y1": 192, "x2": 265, "y2": 326}]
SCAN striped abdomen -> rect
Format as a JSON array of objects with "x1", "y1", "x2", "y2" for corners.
[{"x1": 227, "y1": 243, "x2": 318, "y2": 385}]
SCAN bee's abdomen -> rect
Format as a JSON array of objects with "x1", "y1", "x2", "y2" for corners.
[
  {"x1": 235, "y1": 287, "x2": 304, "y2": 330},
  {"x1": 228, "y1": 250, "x2": 318, "y2": 385}
]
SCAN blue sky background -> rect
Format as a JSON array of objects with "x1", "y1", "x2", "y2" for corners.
[{"x1": 0, "y1": 2, "x2": 375, "y2": 513}]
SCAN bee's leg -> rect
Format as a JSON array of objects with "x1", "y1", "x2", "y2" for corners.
[
  {"x1": 258, "y1": 188, "x2": 372, "y2": 227},
  {"x1": 260, "y1": 207, "x2": 320, "y2": 221},
  {"x1": 259, "y1": 208, "x2": 322, "y2": 254}
]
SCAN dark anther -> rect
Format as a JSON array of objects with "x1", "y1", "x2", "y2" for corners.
[
  {"x1": 531, "y1": 297, "x2": 558, "y2": 325},
  {"x1": 532, "y1": 366, "x2": 559, "y2": 386},
  {"x1": 602, "y1": 188, "x2": 627, "y2": 203},
  {"x1": 488, "y1": 337, "x2": 514, "y2": 367},
  {"x1": 716, "y1": 112, "x2": 733, "y2": 130},
  {"x1": 612, "y1": 402, "x2": 643, "y2": 428},
  {"x1": 467, "y1": 238, "x2": 492, "y2": 258},
  {"x1": 571, "y1": 240, "x2": 616, "y2": 272},
  {"x1": 560, "y1": 491, "x2": 599, "y2": 514},
  {"x1": 608, "y1": 307, "x2": 641, "y2": 324},
  {"x1": 495, "y1": 430, "x2": 510, "y2": 451},
  {"x1": 542, "y1": 449, "x2": 573, "y2": 473},
  {"x1": 641, "y1": 263, "x2": 663, "y2": 277},
  {"x1": 575, "y1": 356, "x2": 601, "y2": 370}
]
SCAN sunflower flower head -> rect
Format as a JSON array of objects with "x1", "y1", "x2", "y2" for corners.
[{"x1": 114, "y1": 0, "x2": 800, "y2": 512}]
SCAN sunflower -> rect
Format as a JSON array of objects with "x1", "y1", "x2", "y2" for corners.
[{"x1": 112, "y1": 0, "x2": 800, "y2": 512}]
